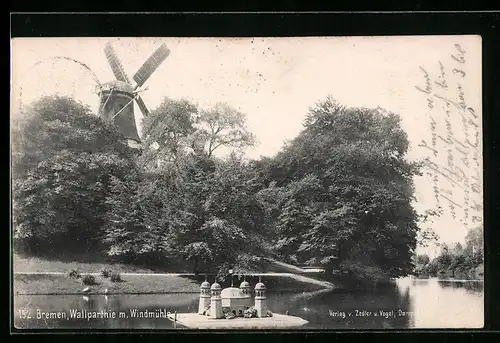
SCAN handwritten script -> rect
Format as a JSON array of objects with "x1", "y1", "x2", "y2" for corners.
[{"x1": 415, "y1": 43, "x2": 482, "y2": 231}]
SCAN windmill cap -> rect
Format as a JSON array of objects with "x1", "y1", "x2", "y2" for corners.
[{"x1": 99, "y1": 80, "x2": 134, "y2": 94}]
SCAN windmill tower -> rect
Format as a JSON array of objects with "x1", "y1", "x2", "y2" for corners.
[{"x1": 98, "y1": 42, "x2": 170, "y2": 149}]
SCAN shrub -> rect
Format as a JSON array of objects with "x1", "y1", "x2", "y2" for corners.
[
  {"x1": 244, "y1": 306, "x2": 257, "y2": 318},
  {"x1": 100, "y1": 268, "x2": 113, "y2": 278},
  {"x1": 68, "y1": 269, "x2": 81, "y2": 279},
  {"x1": 110, "y1": 272, "x2": 122, "y2": 282},
  {"x1": 82, "y1": 274, "x2": 96, "y2": 285}
]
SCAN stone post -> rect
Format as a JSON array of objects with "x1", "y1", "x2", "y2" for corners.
[
  {"x1": 210, "y1": 282, "x2": 223, "y2": 319},
  {"x1": 240, "y1": 278, "x2": 252, "y2": 308},
  {"x1": 198, "y1": 279, "x2": 211, "y2": 315},
  {"x1": 254, "y1": 278, "x2": 268, "y2": 318}
]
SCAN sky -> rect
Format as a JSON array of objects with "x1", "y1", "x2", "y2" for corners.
[{"x1": 11, "y1": 36, "x2": 483, "y2": 255}]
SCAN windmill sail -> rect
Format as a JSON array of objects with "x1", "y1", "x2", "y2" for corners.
[
  {"x1": 104, "y1": 43, "x2": 131, "y2": 83},
  {"x1": 133, "y1": 43, "x2": 170, "y2": 87},
  {"x1": 135, "y1": 95, "x2": 150, "y2": 117}
]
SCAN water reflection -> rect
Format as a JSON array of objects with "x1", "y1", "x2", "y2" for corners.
[
  {"x1": 265, "y1": 283, "x2": 412, "y2": 329},
  {"x1": 13, "y1": 277, "x2": 483, "y2": 330},
  {"x1": 438, "y1": 280, "x2": 484, "y2": 292},
  {"x1": 401, "y1": 277, "x2": 483, "y2": 329}
]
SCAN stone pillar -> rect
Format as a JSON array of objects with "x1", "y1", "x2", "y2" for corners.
[
  {"x1": 198, "y1": 280, "x2": 211, "y2": 315},
  {"x1": 240, "y1": 280, "x2": 252, "y2": 308},
  {"x1": 240, "y1": 280, "x2": 251, "y2": 296},
  {"x1": 254, "y1": 280, "x2": 268, "y2": 318},
  {"x1": 210, "y1": 282, "x2": 223, "y2": 319}
]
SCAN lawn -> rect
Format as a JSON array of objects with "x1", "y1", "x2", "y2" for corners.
[
  {"x1": 12, "y1": 252, "x2": 179, "y2": 274},
  {"x1": 12, "y1": 252, "x2": 330, "y2": 294},
  {"x1": 13, "y1": 273, "x2": 325, "y2": 295},
  {"x1": 12, "y1": 252, "x2": 202, "y2": 294},
  {"x1": 13, "y1": 273, "x2": 201, "y2": 295}
]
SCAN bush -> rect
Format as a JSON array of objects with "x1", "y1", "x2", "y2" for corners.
[
  {"x1": 244, "y1": 306, "x2": 257, "y2": 318},
  {"x1": 68, "y1": 269, "x2": 81, "y2": 279},
  {"x1": 82, "y1": 274, "x2": 96, "y2": 285},
  {"x1": 100, "y1": 268, "x2": 113, "y2": 278},
  {"x1": 110, "y1": 272, "x2": 122, "y2": 282}
]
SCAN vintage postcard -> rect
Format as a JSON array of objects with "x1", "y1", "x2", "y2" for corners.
[{"x1": 10, "y1": 35, "x2": 483, "y2": 330}]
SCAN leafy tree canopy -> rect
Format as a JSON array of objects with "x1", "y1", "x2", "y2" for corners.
[
  {"x1": 13, "y1": 94, "x2": 438, "y2": 285},
  {"x1": 255, "y1": 96, "x2": 422, "y2": 283},
  {"x1": 140, "y1": 98, "x2": 256, "y2": 170},
  {"x1": 12, "y1": 95, "x2": 138, "y2": 253}
]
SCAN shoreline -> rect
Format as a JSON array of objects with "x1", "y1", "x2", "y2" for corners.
[
  {"x1": 13, "y1": 272, "x2": 484, "y2": 296},
  {"x1": 12, "y1": 253, "x2": 334, "y2": 295},
  {"x1": 13, "y1": 272, "x2": 329, "y2": 296},
  {"x1": 13, "y1": 273, "x2": 200, "y2": 295},
  {"x1": 410, "y1": 275, "x2": 484, "y2": 282}
]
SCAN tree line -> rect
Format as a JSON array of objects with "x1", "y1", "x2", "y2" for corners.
[
  {"x1": 12, "y1": 95, "x2": 432, "y2": 284},
  {"x1": 414, "y1": 225, "x2": 484, "y2": 280}
]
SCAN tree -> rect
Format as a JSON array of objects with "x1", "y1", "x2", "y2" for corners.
[
  {"x1": 197, "y1": 102, "x2": 256, "y2": 157},
  {"x1": 168, "y1": 153, "x2": 270, "y2": 277},
  {"x1": 416, "y1": 254, "x2": 430, "y2": 265},
  {"x1": 140, "y1": 98, "x2": 256, "y2": 170},
  {"x1": 435, "y1": 245, "x2": 453, "y2": 274},
  {"x1": 464, "y1": 225, "x2": 484, "y2": 267},
  {"x1": 465, "y1": 226, "x2": 483, "y2": 256},
  {"x1": 416, "y1": 209, "x2": 441, "y2": 248},
  {"x1": 102, "y1": 170, "x2": 155, "y2": 262},
  {"x1": 140, "y1": 98, "x2": 199, "y2": 170},
  {"x1": 12, "y1": 95, "x2": 137, "y2": 254},
  {"x1": 256, "y1": 96, "x2": 422, "y2": 283}
]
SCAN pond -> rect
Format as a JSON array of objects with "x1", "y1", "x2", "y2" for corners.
[{"x1": 13, "y1": 277, "x2": 483, "y2": 330}]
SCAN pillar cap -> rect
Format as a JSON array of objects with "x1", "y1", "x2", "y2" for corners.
[
  {"x1": 211, "y1": 282, "x2": 222, "y2": 290},
  {"x1": 255, "y1": 282, "x2": 266, "y2": 290},
  {"x1": 240, "y1": 281, "x2": 251, "y2": 289}
]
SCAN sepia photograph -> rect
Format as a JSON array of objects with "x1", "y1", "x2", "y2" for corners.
[{"x1": 10, "y1": 35, "x2": 483, "y2": 330}]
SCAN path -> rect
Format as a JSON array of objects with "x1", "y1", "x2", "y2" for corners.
[
  {"x1": 266, "y1": 259, "x2": 326, "y2": 274},
  {"x1": 252, "y1": 272, "x2": 334, "y2": 289}
]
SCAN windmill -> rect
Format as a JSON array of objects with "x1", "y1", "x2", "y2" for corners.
[{"x1": 98, "y1": 42, "x2": 170, "y2": 149}]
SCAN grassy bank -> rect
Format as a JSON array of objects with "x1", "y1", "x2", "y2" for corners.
[
  {"x1": 13, "y1": 273, "x2": 201, "y2": 295},
  {"x1": 13, "y1": 252, "x2": 173, "y2": 274},
  {"x1": 13, "y1": 252, "x2": 330, "y2": 294},
  {"x1": 14, "y1": 273, "x2": 326, "y2": 295},
  {"x1": 13, "y1": 252, "x2": 201, "y2": 295}
]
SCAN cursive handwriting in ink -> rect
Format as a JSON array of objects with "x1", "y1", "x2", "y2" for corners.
[
  {"x1": 435, "y1": 61, "x2": 448, "y2": 89},
  {"x1": 416, "y1": 42, "x2": 482, "y2": 230},
  {"x1": 451, "y1": 44, "x2": 466, "y2": 64}
]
